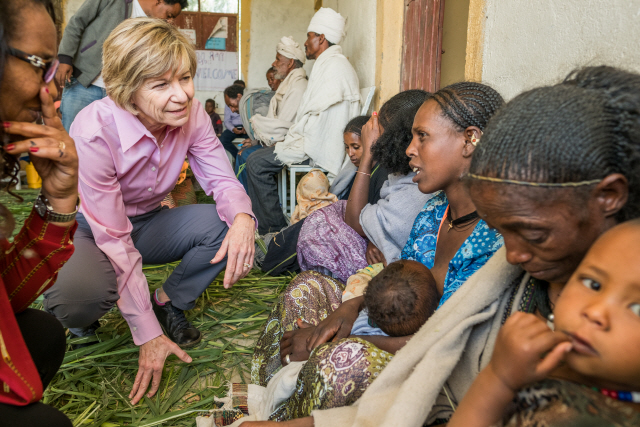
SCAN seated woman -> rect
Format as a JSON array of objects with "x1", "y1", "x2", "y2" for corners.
[
  {"x1": 42, "y1": 18, "x2": 256, "y2": 406},
  {"x1": 267, "y1": 66, "x2": 640, "y2": 427},
  {"x1": 449, "y1": 220, "x2": 640, "y2": 427},
  {"x1": 295, "y1": 90, "x2": 432, "y2": 282},
  {"x1": 256, "y1": 115, "x2": 370, "y2": 274},
  {"x1": 0, "y1": 0, "x2": 79, "y2": 425},
  {"x1": 249, "y1": 82, "x2": 505, "y2": 422}
]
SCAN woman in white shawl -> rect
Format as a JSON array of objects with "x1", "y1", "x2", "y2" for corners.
[{"x1": 242, "y1": 66, "x2": 640, "y2": 427}]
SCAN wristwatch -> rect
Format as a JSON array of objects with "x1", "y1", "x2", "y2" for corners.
[{"x1": 34, "y1": 192, "x2": 80, "y2": 223}]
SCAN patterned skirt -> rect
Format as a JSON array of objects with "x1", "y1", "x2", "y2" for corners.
[{"x1": 251, "y1": 271, "x2": 393, "y2": 421}]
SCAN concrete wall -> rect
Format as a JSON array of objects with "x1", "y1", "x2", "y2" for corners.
[
  {"x1": 246, "y1": 0, "x2": 315, "y2": 89},
  {"x1": 481, "y1": 0, "x2": 640, "y2": 100},
  {"x1": 323, "y1": 0, "x2": 378, "y2": 89}
]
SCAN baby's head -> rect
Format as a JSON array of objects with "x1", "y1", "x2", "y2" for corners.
[
  {"x1": 364, "y1": 260, "x2": 439, "y2": 337},
  {"x1": 554, "y1": 219, "x2": 640, "y2": 391}
]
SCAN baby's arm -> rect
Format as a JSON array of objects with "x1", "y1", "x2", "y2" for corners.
[{"x1": 448, "y1": 312, "x2": 572, "y2": 427}]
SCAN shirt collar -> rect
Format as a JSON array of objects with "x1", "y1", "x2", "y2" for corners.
[{"x1": 108, "y1": 98, "x2": 180, "y2": 152}]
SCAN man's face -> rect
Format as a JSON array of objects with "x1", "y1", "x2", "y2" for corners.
[
  {"x1": 271, "y1": 53, "x2": 293, "y2": 80},
  {"x1": 266, "y1": 72, "x2": 281, "y2": 91},
  {"x1": 148, "y1": 1, "x2": 182, "y2": 23},
  {"x1": 205, "y1": 101, "x2": 214, "y2": 114},
  {"x1": 304, "y1": 32, "x2": 325, "y2": 60},
  {"x1": 224, "y1": 94, "x2": 241, "y2": 113}
]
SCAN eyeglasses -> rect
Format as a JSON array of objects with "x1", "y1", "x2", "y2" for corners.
[{"x1": 8, "y1": 47, "x2": 59, "y2": 84}]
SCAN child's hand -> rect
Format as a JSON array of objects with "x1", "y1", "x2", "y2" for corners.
[{"x1": 489, "y1": 312, "x2": 572, "y2": 392}]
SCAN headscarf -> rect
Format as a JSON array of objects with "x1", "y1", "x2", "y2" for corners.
[
  {"x1": 277, "y1": 36, "x2": 306, "y2": 64},
  {"x1": 291, "y1": 169, "x2": 338, "y2": 224},
  {"x1": 307, "y1": 7, "x2": 347, "y2": 45}
]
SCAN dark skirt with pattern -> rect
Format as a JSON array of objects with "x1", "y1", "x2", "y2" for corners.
[{"x1": 251, "y1": 271, "x2": 393, "y2": 421}]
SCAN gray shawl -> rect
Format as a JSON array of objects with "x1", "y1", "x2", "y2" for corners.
[
  {"x1": 360, "y1": 172, "x2": 433, "y2": 263},
  {"x1": 312, "y1": 247, "x2": 529, "y2": 427}
]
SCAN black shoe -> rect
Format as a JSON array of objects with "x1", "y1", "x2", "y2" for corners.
[
  {"x1": 151, "y1": 297, "x2": 202, "y2": 348},
  {"x1": 69, "y1": 320, "x2": 101, "y2": 350}
]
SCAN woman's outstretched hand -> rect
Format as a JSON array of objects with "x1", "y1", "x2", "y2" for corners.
[
  {"x1": 4, "y1": 86, "x2": 78, "y2": 218},
  {"x1": 211, "y1": 213, "x2": 255, "y2": 288}
]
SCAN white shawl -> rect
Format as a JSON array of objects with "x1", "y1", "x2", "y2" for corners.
[
  {"x1": 251, "y1": 68, "x2": 308, "y2": 146},
  {"x1": 275, "y1": 45, "x2": 361, "y2": 179},
  {"x1": 312, "y1": 247, "x2": 529, "y2": 427}
]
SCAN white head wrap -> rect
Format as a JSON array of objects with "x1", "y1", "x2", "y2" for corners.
[
  {"x1": 276, "y1": 36, "x2": 306, "y2": 64},
  {"x1": 307, "y1": 7, "x2": 347, "y2": 45}
]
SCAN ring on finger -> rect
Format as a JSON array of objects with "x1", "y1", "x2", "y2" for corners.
[
  {"x1": 243, "y1": 263, "x2": 251, "y2": 269},
  {"x1": 58, "y1": 141, "x2": 65, "y2": 150},
  {"x1": 284, "y1": 354, "x2": 291, "y2": 365}
]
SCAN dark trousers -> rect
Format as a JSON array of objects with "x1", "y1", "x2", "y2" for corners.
[
  {"x1": 235, "y1": 145, "x2": 262, "y2": 191},
  {"x1": 219, "y1": 129, "x2": 248, "y2": 158},
  {"x1": 43, "y1": 204, "x2": 229, "y2": 329},
  {"x1": 0, "y1": 309, "x2": 72, "y2": 427}
]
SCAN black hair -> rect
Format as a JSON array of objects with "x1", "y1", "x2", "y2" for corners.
[
  {"x1": 469, "y1": 66, "x2": 640, "y2": 222},
  {"x1": 343, "y1": 115, "x2": 370, "y2": 137},
  {"x1": 233, "y1": 79, "x2": 246, "y2": 87},
  {"x1": 371, "y1": 89, "x2": 429, "y2": 175},
  {"x1": 293, "y1": 59, "x2": 304, "y2": 69},
  {"x1": 431, "y1": 81, "x2": 504, "y2": 132},
  {"x1": 0, "y1": 0, "x2": 56, "y2": 236},
  {"x1": 205, "y1": 98, "x2": 215, "y2": 106},
  {"x1": 266, "y1": 67, "x2": 276, "y2": 75},
  {"x1": 163, "y1": 0, "x2": 189, "y2": 9},
  {"x1": 224, "y1": 84, "x2": 244, "y2": 99},
  {"x1": 364, "y1": 261, "x2": 439, "y2": 337}
]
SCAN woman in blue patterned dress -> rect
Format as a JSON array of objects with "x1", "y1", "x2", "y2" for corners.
[{"x1": 249, "y1": 83, "x2": 505, "y2": 422}]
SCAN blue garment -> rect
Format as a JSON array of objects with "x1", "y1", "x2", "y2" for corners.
[
  {"x1": 400, "y1": 191, "x2": 504, "y2": 307},
  {"x1": 60, "y1": 77, "x2": 107, "y2": 132},
  {"x1": 235, "y1": 145, "x2": 263, "y2": 191},
  {"x1": 223, "y1": 104, "x2": 244, "y2": 131}
]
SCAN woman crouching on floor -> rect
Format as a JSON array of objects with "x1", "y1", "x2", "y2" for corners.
[{"x1": 42, "y1": 18, "x2": 257, "y2": 406}]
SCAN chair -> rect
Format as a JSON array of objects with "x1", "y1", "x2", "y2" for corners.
[
  {"x1": 360, "y1": 86, "x2": 376, "y2": 115},
  {"x1": 278, "y1": 164, "x2": 328, "y2": 218}
]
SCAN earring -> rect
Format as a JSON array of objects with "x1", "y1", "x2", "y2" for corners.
[{"x1": 470, "y1": 135, "x2": 480, "y2": 146}]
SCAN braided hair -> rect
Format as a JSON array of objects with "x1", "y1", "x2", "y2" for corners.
[
  {"x1": 469, "y1": 66, "x2": 640, "y2": 222},
  {"x1": 372, "y1": 89, "x2": 429, "y2": 174},
  {"x1": 431, "y1": 82, "x2": 505, "y2": 132},
  {"x1": 344, "y1": 115, "x2": 370, "y2": 137}
]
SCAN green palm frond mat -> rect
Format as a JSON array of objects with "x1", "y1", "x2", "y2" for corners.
[{"x1": 0, "y1": 189, "x2": 292, "y2": 426}]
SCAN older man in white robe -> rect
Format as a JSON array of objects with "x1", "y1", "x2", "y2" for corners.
[
  {"x1": 246, "y1": 8, "x2": 361, "y2": 234},
  {"x1": 236, "y1": 37, "x2": 309, "y2": 190}
]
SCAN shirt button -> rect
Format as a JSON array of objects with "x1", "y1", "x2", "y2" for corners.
[
  {"x1": 151, "y1": 166, "x2": 156, "y2": 171},
  {"x1": 132, "y1": 327, "x2": 137, "y2": 331},
  {"x1": 160, "y1": 144, "x2": 164, "y2": 148},
  {"x1": 148, "y1": 188, "x2": 152, "y2": 192}
]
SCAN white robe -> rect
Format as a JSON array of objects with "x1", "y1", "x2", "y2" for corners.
[
  {"x1": 274, "y1": 45, "x2": 361, "y2": 179},
  {"x1": 250, "y1": 67, "x2": 308, "y2": 146}
]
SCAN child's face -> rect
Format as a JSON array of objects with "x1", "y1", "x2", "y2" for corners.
[{"x1": 554, "y1": 223, "x2": 640, "y2": 390}]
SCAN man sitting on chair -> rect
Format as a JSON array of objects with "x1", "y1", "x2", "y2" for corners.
[
  {"x1": 246, "y1": 8, "x2": 361, "y2": 234},
  {"x1": 236, "y1": 37, "x2": 309, "y2": 191}
]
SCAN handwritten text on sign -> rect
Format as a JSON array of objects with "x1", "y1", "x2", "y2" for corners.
[{"x1": 195, "y1": 50, "x2": 239, "y2": 91}]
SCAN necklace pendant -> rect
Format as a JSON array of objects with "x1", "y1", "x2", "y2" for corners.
[{"x1": 448, "y1": 222, "x2": 453, "y2": 231}]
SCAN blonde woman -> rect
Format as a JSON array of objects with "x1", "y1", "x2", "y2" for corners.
[{"x1": 43, "y1": 18, "x2": 256, "y2": 405}]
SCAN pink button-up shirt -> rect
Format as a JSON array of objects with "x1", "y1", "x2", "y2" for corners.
[{"x1": 71, "y1": 97, "x2": 255, "y2": 345}]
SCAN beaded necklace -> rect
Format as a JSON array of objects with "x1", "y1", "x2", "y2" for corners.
[{"x1": 591, "y1": 387, "x2": 640, "y2": 403}]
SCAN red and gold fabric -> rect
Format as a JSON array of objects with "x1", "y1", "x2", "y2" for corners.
[{"x1": 0, "y1": 210, "x2": 76, "y2": 406}]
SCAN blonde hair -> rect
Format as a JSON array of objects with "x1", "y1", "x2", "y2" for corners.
[{"x1": 102, "y1": 18, "x2": 197, "y2": 114}]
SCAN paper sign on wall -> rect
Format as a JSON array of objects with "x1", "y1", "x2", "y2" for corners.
[
  {"x1": 194, "y1": 50, "x2": 239, "y2": 91},
  {"x1": 179, "y1": 29, "x2": 197, "y2": 45}
]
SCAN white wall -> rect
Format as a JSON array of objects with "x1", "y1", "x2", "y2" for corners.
[
  {"x1": 323, "y1": 0, "x2": 378, "y2": 88},
  {"x1": 481, "y1": 0, "x2": 640, "y2": 100},
  {"x1": 247, "y1": 0, "x2": 315, "y2": 89}
]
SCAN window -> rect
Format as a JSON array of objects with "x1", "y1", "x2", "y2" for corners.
[{"x1": 185, "y1": 0, "x2": 239, "y2": 13}]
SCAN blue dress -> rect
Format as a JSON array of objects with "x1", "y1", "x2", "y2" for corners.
[{"x1": 400, "y1": 191, "x2": 504, "y2": 307}]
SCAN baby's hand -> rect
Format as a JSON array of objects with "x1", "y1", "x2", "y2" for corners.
[{"x1": 488, "y1": 312, "x2": 572, "y2": 392}]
